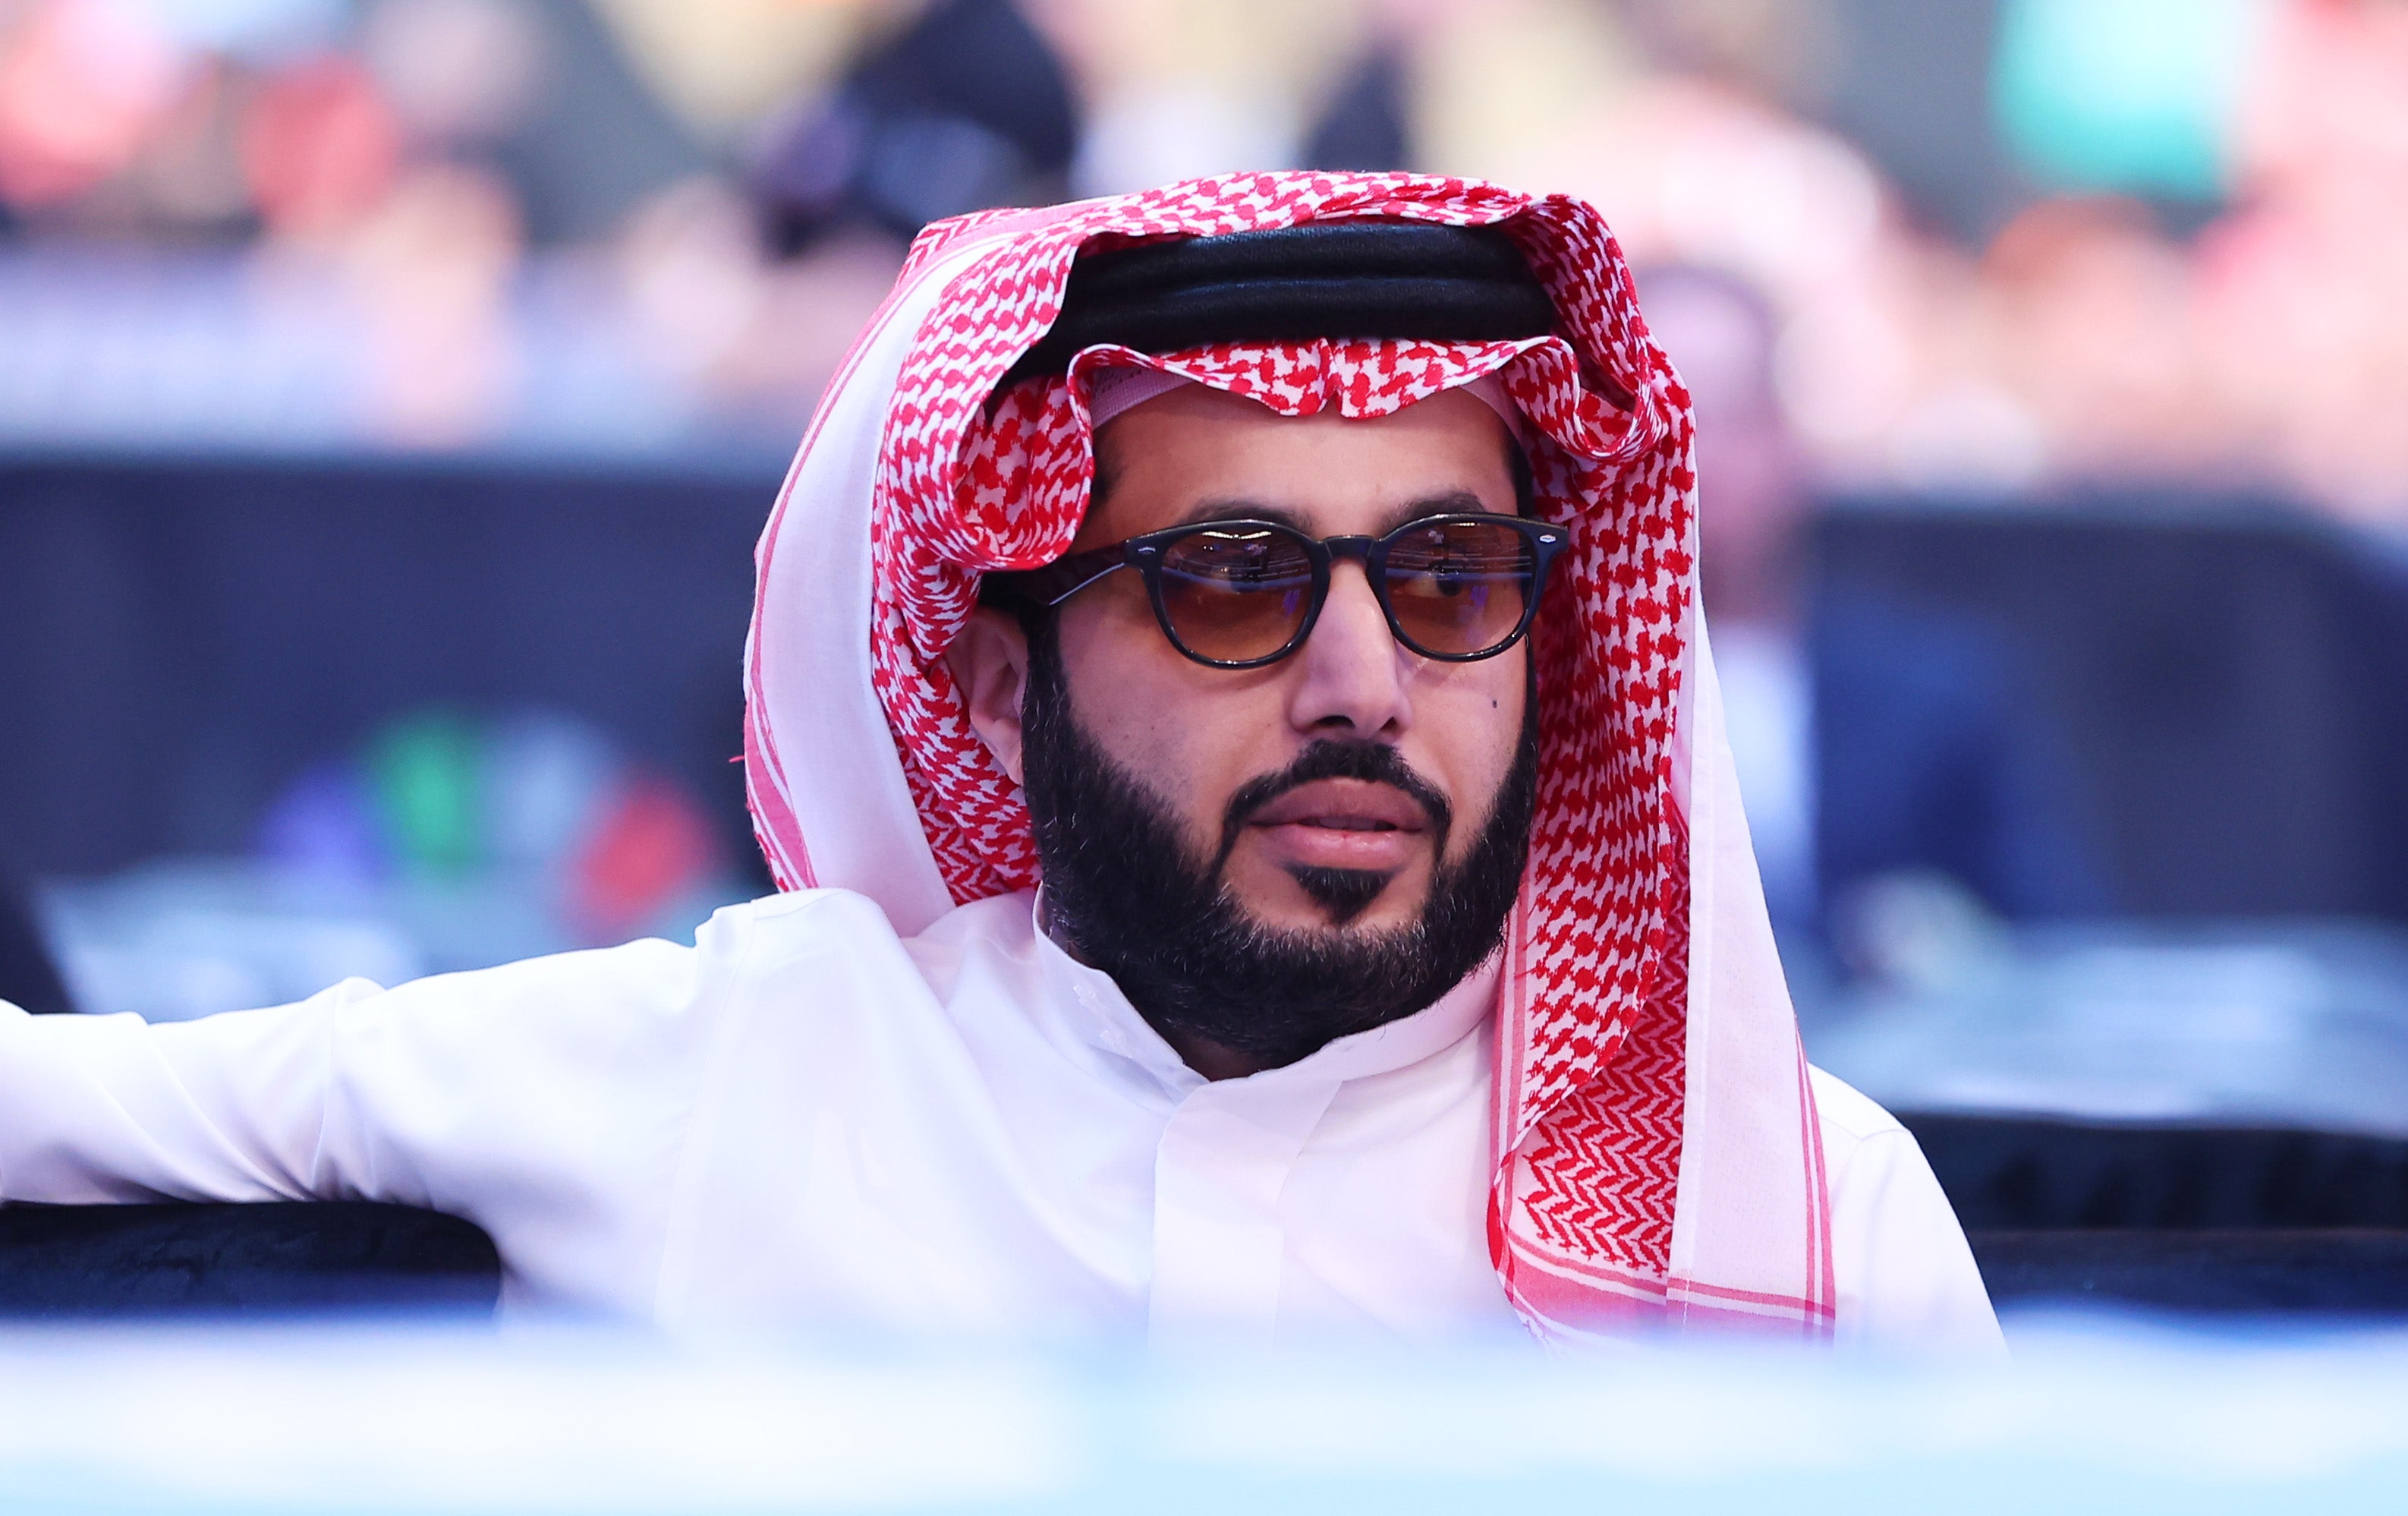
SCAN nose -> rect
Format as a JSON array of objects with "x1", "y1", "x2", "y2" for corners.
[{"x1": 1285, "y1": 560, "x2": 1412, "y2": 739}]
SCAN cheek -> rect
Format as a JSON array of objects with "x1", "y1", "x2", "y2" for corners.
[
  {"x1": 1052, "y1": 587, "x2": 1271, "y2": 840},
  {"x1": 1053, "y1": 580, "x2": 1173, "y2": 749},
  {"x1": 1424, "y1": 653, "x2": 1530, "y2": 834}
]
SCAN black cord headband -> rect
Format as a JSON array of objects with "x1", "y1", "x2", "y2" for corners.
[{"x1": 996, "y1": 221, "x2": 1562, "y2": 389}]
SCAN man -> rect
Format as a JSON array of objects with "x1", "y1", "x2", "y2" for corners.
[{"x1": 0, "y1": 174, "x2": 1997, "y2": 1350}]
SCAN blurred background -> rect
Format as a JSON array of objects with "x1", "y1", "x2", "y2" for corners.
[{"x1": 3, "y1": 0, "x2": 2408, "y2": 1214}]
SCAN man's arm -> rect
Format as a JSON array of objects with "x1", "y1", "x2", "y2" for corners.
[
  {"x1": 0, "y1": 938, "x2": 708, "y2": 1215},
  {"x1": 0, "y1": 989, "x2": 356, "y2": 1204}
]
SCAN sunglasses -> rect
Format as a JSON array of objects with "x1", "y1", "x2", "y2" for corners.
[{"x1": 988, "y1": 512, "x2": 1569, "y2": 669}]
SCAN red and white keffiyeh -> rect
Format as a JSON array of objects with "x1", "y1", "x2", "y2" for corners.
[{"x1": 742, "y1": 172, "x2": 1834, "y2": 1344}]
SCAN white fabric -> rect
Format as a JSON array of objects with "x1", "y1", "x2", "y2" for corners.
[
  {"x1": 1649, "y1": 612, "x2": 1837, "y2": 1323},
  {"x1": 0, "y1": 892, "x2": 1998, "y2": 1351},
  {"x1": 740, "y1": 229, "x2": 1006, "y2": 929},
  {"x1": 1709, "y1": 619, "x2": 1817, "y2": 928},
  {"x1": 1081, "y1": 364, "x2": 1198, "y2": 430}
]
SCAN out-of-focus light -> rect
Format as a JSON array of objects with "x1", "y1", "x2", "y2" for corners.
[
  {"x1": 1649, "y1": 110, "x2": 1883, "y2": 292},
  {"x1": 1884, "y1": 378, "x2": 2048, "y2": 495},
  {"x1": 1992, "y1": 0, "x2": 2272, "y2": 201},
  {"x1": 362, "y1": 0, "x2": 546, "y2": 145},
  {"x1": 344, "y1": 161, "x2": 525, "y2": 443},
  {"x1": 1535, "y1": 80, "x2": 1887, "y2": 307},
  {"x1": 0, "y1": 0, "x2": 186, "y2": 207},
  {"x1": 587, "y1": 0, "x2": 873, "y2": 138},
  {"x1": 368, "y1": 711, "x2": 486, "y2": 878},
  {"x1": 1073, "y1": 84, "x2": 1295, "y2": 199},
  {"x1": 570, "y1": 777, "x2": 718, "y2": 940},
  {"x1": 122, "y1": 0, "x2": 342, "y2": 58},
  {"x1": 1775, "y1": 292, "x2": 1918, "y2": 457},
  {"x1": 238, "y1": 52, "x2": 402, "y2": 238}
]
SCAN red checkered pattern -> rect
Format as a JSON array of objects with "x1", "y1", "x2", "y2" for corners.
[{"x1": 779, "y1": 172, "x2": 1804, "y2": 1338}]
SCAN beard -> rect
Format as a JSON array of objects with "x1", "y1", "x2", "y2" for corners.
[{"x1": 1018, "y1": 629, "x2": 1539, "y2": 1070}]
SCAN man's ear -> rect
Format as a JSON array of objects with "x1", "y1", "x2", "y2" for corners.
[{"x1": 945, "y1": 607, "x2": 1032, "y2": 786}]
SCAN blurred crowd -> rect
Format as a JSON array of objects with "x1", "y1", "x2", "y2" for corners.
[{"x1": 2, "y1": 0, "x2": 2406, "y2": 503}]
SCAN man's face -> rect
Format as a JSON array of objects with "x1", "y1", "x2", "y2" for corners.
[
  {"x1": 949, "y1": 380, "x2": 1541, "y2": 1070},
  {"x1": 1050, "y1": 383, "x2": 1531, "y2": 936}
]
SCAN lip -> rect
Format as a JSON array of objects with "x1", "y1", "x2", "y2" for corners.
[
  {"x1": 1248, "y1": 778, "x2": 1431, "y2": 834},
  {"x1": 1245, "y1": 778, "x2": 1432, "y2": 872}
]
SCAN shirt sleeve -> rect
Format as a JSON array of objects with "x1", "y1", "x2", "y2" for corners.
[
  {"x1": 1812, "y1": 1067, "x2": 2007, "y2": 1355},
  {"x1": 0, "y1": 938, "x2": 707, "y2": 1215}
]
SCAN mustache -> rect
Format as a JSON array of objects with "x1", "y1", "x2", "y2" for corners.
[{"x1": 1211, "y1": 740, "x2": 1455, "y2": 878}]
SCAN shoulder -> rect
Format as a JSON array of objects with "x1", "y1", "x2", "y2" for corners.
[
  {"x1": 700, "y1": 885, "x2": 881, "y2": 941},
  {"x1": 684, "y1": 887, "x2": 923, "y2": 982},
  {"x1": 1804, "y1": 1064, "x2": 1947, "y2": 1214},
  {"x1": 685, "y1": 887, "x2": 1030, "y2": 1021},
  {"x1": 472, "y1": 887, "x2": 1028, "y2": 1038},
  {"x1": 1808, "y1": 1064, "x2": 2007, "y2": 1353},
  {"x1": 1808, "y1": 1064, "x2": 1909, "y2": 1147},
  {"x1": 323, "y1": 890, "x2": 905, "y2": 1051},
  {"x1": 1806, "y1": 1064, "x2": 1958, "y2": 1274}
]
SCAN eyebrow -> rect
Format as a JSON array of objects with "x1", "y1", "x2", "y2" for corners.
[{"x1": 1166, "y1": 489, "x2": 1494, "y2": 536}]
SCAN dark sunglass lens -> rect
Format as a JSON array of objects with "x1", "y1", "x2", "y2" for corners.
[
  {"x1": 1381, "y1": 520, "x2": 1535, "y2": 656},
  {"x1": 1156, "y1": 527, "x2": 1317, "y2": 663}
]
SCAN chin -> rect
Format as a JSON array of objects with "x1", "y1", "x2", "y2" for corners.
[{"x1": 1241, "y1": 885, "x2": 1426, "y2": 937}]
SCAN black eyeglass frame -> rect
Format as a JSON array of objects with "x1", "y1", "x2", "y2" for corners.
[{"x1": 987, "y1": 512, "x2": 1571, "y2": 670}]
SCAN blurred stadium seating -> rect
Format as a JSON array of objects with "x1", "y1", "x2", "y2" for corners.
[{"x1": 1818, "y1": 495, "x2": 2408, "y2": 925}]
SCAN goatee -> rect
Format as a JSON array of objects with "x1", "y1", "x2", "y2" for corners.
[{"x1": 1019, "y1": 630, "x2": 1538, "y2": 1070}]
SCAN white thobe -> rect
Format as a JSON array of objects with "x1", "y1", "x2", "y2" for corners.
[{"x1": 0, "y1": 889, "x2": 2000, "y2": 1350}]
